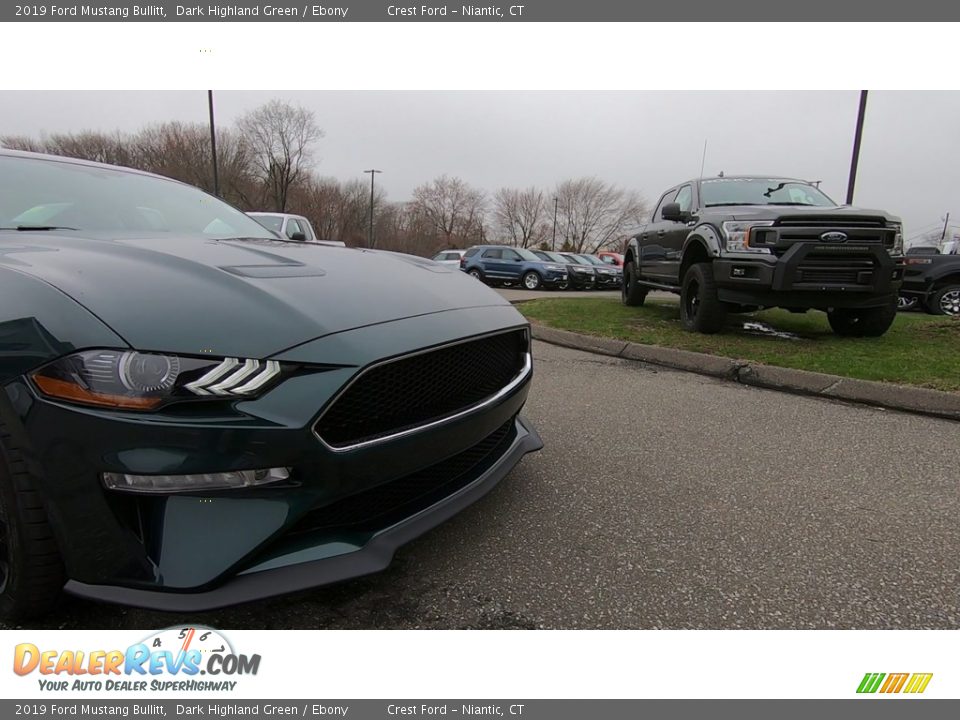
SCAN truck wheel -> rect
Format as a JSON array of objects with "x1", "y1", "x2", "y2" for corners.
[
  {"x1": 522, "y1": 271, "x2": 542, "y2": 291},
  {"x1": 927, "y1": 284, "x2": 960, "y2": 316},
  {"x1": 0, "y1": 421, "x2": 65, "y2": 621},
  {"x1": 621, "y1": 263, "x2": 648, "y2": 306},
  {"x1": 680, "y1": 263, "x2": 726, "y2": 333},
  {"x1": 826, "y1": 300, "x2": 897, "y2": 337}
]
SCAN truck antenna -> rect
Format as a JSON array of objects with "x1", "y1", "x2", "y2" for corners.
[{"x1": 699, "y1": 139, "x2": 708, "y2": 178}]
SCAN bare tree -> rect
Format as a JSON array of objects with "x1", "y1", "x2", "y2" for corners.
[
  {"x1": 555, "y1": 177, "x2": 646, "y2": 253},
  {"x1": 237, "y1": 100, "x2": 324, "y2": 212},
  {"x1": 493, "y1": 186, "x2": 549, "y2": 248},
  {"x1": 2, "y1": 130, "x2": 137, "y2": 167},
  {"x1": 410, "y1": 175, "x2": 487, "y2": 248}
]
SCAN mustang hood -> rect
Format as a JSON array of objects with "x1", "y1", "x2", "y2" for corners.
[{"x1": 3, "y1": 233, "x2": 509, "y2": 358}]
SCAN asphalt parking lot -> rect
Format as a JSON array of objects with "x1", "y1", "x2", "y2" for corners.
[{"x1": 12, "y1": 340, "x2": 958, "y2": 630}]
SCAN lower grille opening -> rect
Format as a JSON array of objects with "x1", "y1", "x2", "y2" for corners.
[{"x1": 291, "y1": 418, "x2": 517, "y2": 536}]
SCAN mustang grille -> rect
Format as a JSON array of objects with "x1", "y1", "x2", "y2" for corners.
[
  {"x1": 292, "y1": 418, "x2": 515, "y2": 534},
  {"x1": 316, "y1": 329, "x2": 528, "y2": 448}
]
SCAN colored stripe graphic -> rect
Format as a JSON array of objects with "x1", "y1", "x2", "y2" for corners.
[
  {"x1": 857, "y1": 672, "x2": 933, "y2": 694},
  {"x1": 904, "y1": 673, "x2": 934, "y2": 694},
  {"x1": 857, "y1": 673, "x2": 885, "y2": 693},
  {"x1": 880, "y1": 673, "x2": 909, "y2": 693}
]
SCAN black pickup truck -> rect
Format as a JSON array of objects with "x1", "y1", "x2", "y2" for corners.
[
  {"x1": 622, "y1": 176, "x2": 905, "y2": 336},
  {"x1": 900, "y1": 243, "x2": 960, "y2": 316}
]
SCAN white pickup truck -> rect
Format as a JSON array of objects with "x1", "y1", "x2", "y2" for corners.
[{"x1": 247, "y1": 212, "x2": 346, "y2": 247}]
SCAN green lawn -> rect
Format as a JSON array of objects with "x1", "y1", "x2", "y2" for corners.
[{"x1": 520, "y1": 297, "x2": 960, "y2": 392}]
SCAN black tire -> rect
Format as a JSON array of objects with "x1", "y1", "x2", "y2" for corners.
[
  {"x1": 0, "y1": 421, "x2": 64, "y2": 621},
  {"x1": 521, "y1": 271, "x2": 542, "y2": 291},
  {"x1": 621, "y1": 262, "x2": 648, "y2": 307},
  {"x1": 826, "y1": 300, "x2": 898, "y2": 337},
  {"x1": 556, "y1": 280, "x2": 570, "y2": 291},
  {"x1": 467, "y1": 268, "x2": 485, "y2": 283},
  {"x1": 927, "y1": 284, "x2": 960, "y2": 316},
  {"x1": 680, "y1": 262, "x2": 726, "y2": 333}
]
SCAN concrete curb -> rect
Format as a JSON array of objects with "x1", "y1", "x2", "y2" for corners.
[{"x1": 529, "y1": 323, "x2": 960, "y2": 422}]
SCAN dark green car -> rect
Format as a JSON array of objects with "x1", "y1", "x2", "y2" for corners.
[{"x1": 0, "y1": 150, "x2": 541, "y2": 619}]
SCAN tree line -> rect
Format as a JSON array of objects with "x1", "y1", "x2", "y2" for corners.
[{"x1": 2, "y1": 99, "x2": 646, "y2": 256}]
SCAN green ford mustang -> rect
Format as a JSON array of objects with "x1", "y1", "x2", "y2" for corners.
[{"x1": 0, "y1": 149, "x2": 541, "y2": 619}]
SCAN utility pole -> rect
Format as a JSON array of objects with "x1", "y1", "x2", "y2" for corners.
[
  {"x1": 846, "y1": 90, "x2": 868, "y2": 205},
  {"x1": 207, "y1": 90, "x2": 220, "y2": 197},
  {"x1": 551, "y1": 197, "x2": 559, "y2": 251},
  {"x1": 363, "y1": 169, "x2": 382, "y2": 248},
  {"x1": 942, "y1": 212, "x2": 951, "y2": 241}
]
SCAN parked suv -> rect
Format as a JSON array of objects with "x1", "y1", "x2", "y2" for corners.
[
  {"x1": 622, "y1": 176, "x2": 905, "y2": 336},
  {"x1": 534, "y1": 250, "x2": 593, "y2": 289},
  {"x1": 462, "y1": 245, "x2": 568, "y2": 290},
  {"x1": 569, "y1": 253, "x2": 623, "y2": 288}
]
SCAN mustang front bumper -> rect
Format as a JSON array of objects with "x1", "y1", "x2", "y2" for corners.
[{"x1": 2, "y1": 305, "x2": 542, "y2": 611}]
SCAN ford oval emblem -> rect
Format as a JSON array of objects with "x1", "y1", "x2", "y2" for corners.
[{"x1": 820, "y1": 231, "x2": 848, "y2": 243}]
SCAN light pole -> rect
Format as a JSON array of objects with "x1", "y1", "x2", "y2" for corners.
[
  {"x1": 207, "y1": 90, "x2": 220, "y2": 197},
  {"x1": 551, "y1": 197, "x2": 559, "y2": 251},
  {"x1": 364, "y1": 169, "x2": 382, "y2": 248},
  {"x1": 846, "y1": 90, "x2": 868, "y2": 205}
]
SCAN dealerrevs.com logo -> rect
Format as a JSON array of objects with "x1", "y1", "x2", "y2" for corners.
[{"x1": 14, "y1": 627, "x2": 261, "y2": 692}]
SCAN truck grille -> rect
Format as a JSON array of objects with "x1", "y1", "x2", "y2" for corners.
[
  {"x1": 316, "y1": 329, "x2": 529, "y2": 449},
  {"x1": 796, "y1": 257, "x2": 875, "y2": 285},
  {"x1": 292, "y1": 417, "x2": 516, "y2": 534}
]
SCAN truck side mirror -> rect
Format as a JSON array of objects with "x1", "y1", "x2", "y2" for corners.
[
  {"x1": 661, "y1": 203, "x2": 683, "y2": 222},
  {"x1": 290, "y1": 231, "x2": 306, "y2": 242}
]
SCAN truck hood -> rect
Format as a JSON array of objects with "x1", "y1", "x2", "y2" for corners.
[
  {"x1": 1, "y1": 233, "x2": 509, "y2": 358},
  {"x1": 725, "y1": 205, "x2": 901, "y2": 223}
]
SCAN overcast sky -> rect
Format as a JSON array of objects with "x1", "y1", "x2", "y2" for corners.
[{"x1": 1, "y1": 90, "x2": 957, "y2": 244}]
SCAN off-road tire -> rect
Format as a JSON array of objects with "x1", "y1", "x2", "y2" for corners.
[
  {"x1": 680, "y1": 262, "x2": 727, "y2": 334},
  {"x1": 621, "y1": 262, "x2": 648, "y2": 307}
]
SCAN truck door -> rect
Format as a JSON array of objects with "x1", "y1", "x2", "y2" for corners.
[{"x1": 640, "y1": 189, "x2": 678, "y2": 280}]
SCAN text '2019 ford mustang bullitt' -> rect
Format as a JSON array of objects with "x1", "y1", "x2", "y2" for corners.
[{"x1": 0, "y1": 150, "x2": 542, "y2": 618}]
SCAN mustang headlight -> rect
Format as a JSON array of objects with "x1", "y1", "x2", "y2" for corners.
[
  {"x1": 722, "y1": 221, "x2": 775, "y2": 253},
  {"x1": 31, "y1": 350, "x2": 283, "y2": 410}
]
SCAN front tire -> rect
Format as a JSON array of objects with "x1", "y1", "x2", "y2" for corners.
[
  {"x1": 522, "y1": 271, "x2": 542, "y2": 291},
  {"x1": 0, "y1": 422, "x2": 65, "y2": 621},
  {"x1": 467, "y1": 268, "x2": 485, "y2": 284},
  {"x1": 827, "y1": 300, "x2": 898, "y2": 337},
  {"x1": 621, "y1": 262, "x2": 648, "y2": 306},
  {"x1": 927, "y1": 284, "x2": 960, "y2": 316},
  {"x1": 680, "y1": 262, "x2": 726, "y2": 333}
]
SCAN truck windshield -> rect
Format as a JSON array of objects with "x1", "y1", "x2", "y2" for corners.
[
  {"x1": 701, "y1": 178, "x2": 836, "y2": 208},
  {"x1": 0, "y1": 155, "x2": 276, "y2": 239}
]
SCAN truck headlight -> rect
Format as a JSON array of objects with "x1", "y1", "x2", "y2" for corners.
[
  {"x1": 891, "y1": 223, "x2": 904, "y2": 255},
  {"x1": 722, "y1": 221, "x2": 775, "y2": 253}
]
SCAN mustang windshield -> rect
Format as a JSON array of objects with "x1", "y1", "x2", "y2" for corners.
[
  {"x1": 701, "y1": 178, "x2": 836, "y2": 208},
  {"x1": 0, "y1": 155, "x2": 276, "y2": 239}
]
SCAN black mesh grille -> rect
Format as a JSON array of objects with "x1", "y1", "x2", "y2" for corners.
[
  {"x1": 316, "y1": 329, "x2": 528, "y2": 448},
  {"x1": 292, "y1": 418, "x2": 516, "y2": 535}
]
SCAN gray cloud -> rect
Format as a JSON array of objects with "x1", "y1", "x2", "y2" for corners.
[{"x1": 1, "y1": 90, "x2": 957, "y2": 242}]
